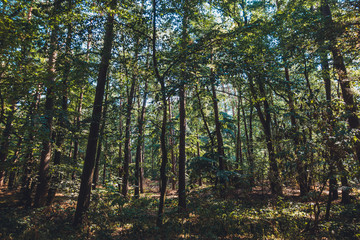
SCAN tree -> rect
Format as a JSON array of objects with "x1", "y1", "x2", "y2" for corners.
[{"x1": 73, "y1": 0, "x2": 117, "y2": 226}]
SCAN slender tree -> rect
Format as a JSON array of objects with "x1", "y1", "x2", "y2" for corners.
[{"x1": 73, "y1": 0, "x2": 117, "y2": 226}]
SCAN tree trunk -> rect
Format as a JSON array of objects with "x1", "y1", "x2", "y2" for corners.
[
  {"x1": 211, "y1": 80, "x2": 225, "y2": 186},
  {"x1": 249, "y1": 76, "x2": 282, "y2": 195},
  {"x1": 169, "y1": 99, "x2": 176, "y2": 190},
  {"x1": 153, "y1": 0, "x2": 169, "y2": 227},
  {"x1": 118, "y1": 99, "x2": 123, "y2": 193},
  {"x1": 72, "y1": 88, "x2": 83, "y2": 164},
  {"x1": 135, "y1": 82, "x2": 148, "y2": 198},
  {"x1": 178, "y1": 83, "x2": 186, "y2": 210},
  {"x1": 178, "y1": 0, "x2": 189, "y2": 211},
  {"x1": 236, "y1": 91, "x2": 243, "y2": 170},
  {"x1": 0, "y1": 100, "x2": 16, "y2": 186},
  {"x1": 195, "y1": 84, "x2": 215, "y2": 151},
  {"x1": 47, "y1": 13, "x2": 72, "y2": 205},
  {"x1": 21, "y1": 84, "x2": 41, "y2": 207},
  {"x1": 7, "y1": 137, "x2": 22, "y2": 190},
  {"x1": 73, "y1": 0, "x2": 116, "y2": 226},
  {"x1": 241, "y1": 94, "x2": 254, "y2": 186},
  {"x1": 284, "y1": 66, "x2": 308, "y2": 196},
  {"x1": 93, "y1": 81, "x2": 109, "y2": 189},
  {"x1": 102, "y1": 137, "x2": 108, "y2": 185},
  {"x1": 140, "y1": 140, "x2": 145, "y2": 193},
  {"x1": 197, "y1": 134, "x2": 202, "y2": 186},
  {"x1": 122, "y1": 74, "x2": 137, "y2": 197},
  {"x1": 320, "y1": 37, "x2": 350, "y2": 203},
  {"x1": 33, "y1": 1, "x2": 60, "y2": 206},
  {"x1": 321, "y1": 1, "x2": 360, "y2": 164}
]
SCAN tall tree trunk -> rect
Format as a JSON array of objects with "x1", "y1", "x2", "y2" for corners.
[
  {"x1": 118, "y1": 99, "x2": 123, "y2": 193},
  {"x1": 34, "y1": 0, "x2": 60, "y2": 206},
  {"x1": 169, "y1": 99, "x2": 176, "y2": 190},
  {"x1": 195, "y1": 84, "x2": 215, "y2": 151},
  {"x1": 321, "y1": 0, "x2": 360, "y2": 162},
  {"x1": 134, "y1": 82, "x2": 148, "y2": 198},
  {"x1": 178, "y1": 83, "x2": 186, "y2": 210},
  {"x1": 197, "y1": 134, "x2": 202, "y2": 186},
  {"x1": 241, "y1": 94, "x2": 254, "y2": 186},
  {"x1": 72, "y1": 88, "x2": 83, "y2": 164},
  {"x1": 47, "y1": 11, "x2": 73, "y2": 205},
  {"x1": 320, "y1": 45, "x2": 349, "y2": 203},
  {"x1": 249, "y1": 76, "x2": 282, "y2": 195},
  {"x1": 21, "y1": 88, "x2": 40, "y2": 207},
  {"x1": 178, "y1": 0, "x2": 188, "y2": 211},
  {"x1": 284, "y1": 66, "x2": 308, "y2": 196},
  {"x1": 102, "y1": 136, "x2": 108, "y2": 185},
  {"x1": 236, "y1": 90, "x2": 243, "y2": 170},
  {"x1": 211, "y1": 79, "x2": 225, "y2": 185},
  {"x1": 93, "y1": 81, "x2": 109, "y2": 189},
  {"x1": 73, "y1": 24, "x2": 91, "y2": 164},
  {"x1": 140, "y1": 140, "x2": 145, "y2": 193},
  {"x1": 122, "y1": 74, "x2": 137, "y2": 197},
  {"x1": 153, "y1": 0, "x2": 169, "y2": 227},
  {"x1": 73, "y1": 0, "x2": 116, "y2": 226}
]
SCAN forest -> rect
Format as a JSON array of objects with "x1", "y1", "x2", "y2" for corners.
[{"x1": 0, "y1": 0, "x2": 360, "y2": 239}]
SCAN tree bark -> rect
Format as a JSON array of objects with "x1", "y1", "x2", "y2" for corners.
[{"x1": 73, "y1": 0, "x2": 116, "y2": 226}]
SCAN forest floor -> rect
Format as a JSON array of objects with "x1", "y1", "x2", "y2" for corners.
[{"x1": 0, "y1": 181, "x2": 360, "y2": 240}]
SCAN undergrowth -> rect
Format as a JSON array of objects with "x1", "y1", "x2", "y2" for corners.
[{"x1": 0, "y1": 185, "x2": 359, "y2": 239}]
